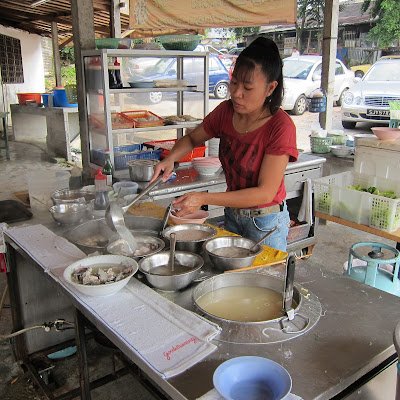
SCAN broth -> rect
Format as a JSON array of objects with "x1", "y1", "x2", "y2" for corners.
[
  {"x1": 173, "y1": 230, "x2": 211, "y2": 241},
  {"x1": 196, "y1": 286, "x2": 284, "y2": 322},
  {"x1": 150, "y1": 263, "x2": 192, "y2": 276},
  {"x1": 211, "y1": 246, "x2": 249, "y2": 258}
]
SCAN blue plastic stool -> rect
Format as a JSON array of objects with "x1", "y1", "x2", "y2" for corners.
[
  {"x1": 346, "y1": 242, "x2": 400, "y2": 297},
  {"x1": 389, "y1": 119, "x2": 400, "y2": 129}
]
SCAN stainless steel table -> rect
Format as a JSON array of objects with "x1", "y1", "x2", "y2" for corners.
[{"x1": 4, "y1": 218, "x2": 400, "y2": 400}]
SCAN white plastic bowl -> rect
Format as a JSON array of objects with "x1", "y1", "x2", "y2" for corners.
[
  {"x1": 330, "y1": 145, "x2": 352, "y2": 158},
  {"x1": 193, "y1": 164, "x2": 222, "y2": 176},
  {"x1": 63, "y1": 255, "x2": 138, "y2": 296}
]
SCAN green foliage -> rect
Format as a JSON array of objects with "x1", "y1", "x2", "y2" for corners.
[
  {"x1": 389, "y1": 100, "x2": 400, "y2": 110},
  {"x1": 61, "y1": 65, "x2": 76, "y2": 86},
  {"x1": 208, "y1": 27, "x2": 260, "y2": 42},
  {"x1": 60, "y1": 46, "x2": 75, "y2": 62},
  {"x1": 362, "y1": 0, "x2": 400, "y2": 47}
]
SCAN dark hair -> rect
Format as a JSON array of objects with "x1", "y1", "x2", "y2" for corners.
[{"x1": 232, "y1": 37, "x2": 284, "y2": 114}]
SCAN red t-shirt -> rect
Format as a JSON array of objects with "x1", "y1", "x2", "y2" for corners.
[{"x1": 203, "y1": 100, "x2": 298, "y2": 206}]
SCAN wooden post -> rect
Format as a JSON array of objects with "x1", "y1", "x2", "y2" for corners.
[
  {"x1": 319, "y1": 0, "x2": 340, "y2": 131},
  {"x1": 51, "y1": 22, "x2": 62, "y2": 87},
  {"x1": 110, "y1": 0, "x2": 122, "y2": 38},
  {"x1": 71, "y1": 0, "x2": 95, "y2": 183}
]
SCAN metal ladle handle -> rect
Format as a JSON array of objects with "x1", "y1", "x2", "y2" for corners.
[
  {"x1": 168, "y1": 232, "x2": 176, "y2": 273},
  {"x1": 248, "y1": 226, "x2": 278, "y2": 254},
  {"x1": 121, "y1": 162, "x2": 179, "y2": 213}
]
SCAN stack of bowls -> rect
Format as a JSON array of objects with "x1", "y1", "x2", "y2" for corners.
[{"x1": 192, "y1": 157, "x2": 222, "y2": 176}]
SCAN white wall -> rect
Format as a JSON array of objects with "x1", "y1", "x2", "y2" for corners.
[{"x1": 0, "y1": 25, "x2": 45, "y2": 113}]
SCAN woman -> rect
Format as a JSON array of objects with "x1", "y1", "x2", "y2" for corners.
[{"x1": 151, "y1": 37, "x2": 298, "y2": 252}]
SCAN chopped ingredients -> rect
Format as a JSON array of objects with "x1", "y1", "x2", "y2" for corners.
[{"x1": 71, "y1": 264, "x2": 133, "y2": 285}]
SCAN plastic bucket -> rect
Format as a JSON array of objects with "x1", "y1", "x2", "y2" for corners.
[
  {"x1": 42, "y1": 93, "x2": 50, "y2": 107},
  {"x1": 309, "y1": 96, "x2": 327, "y2": 113},
  {"x1": 53, "y1": 88, "x2": 69, "y2": 107},
  {"x1": 17, "y1": 93, "x2": 42, "y2": 105},
  {"x1": 27, "y1": 170, "x2": 70, "y2": 214}
]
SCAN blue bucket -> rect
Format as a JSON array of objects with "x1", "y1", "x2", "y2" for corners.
[
  {"x1": 42, "y1": 93, "x2": 50, "y2": 107},
  {"x1": 309, "y1": 96, "x2": 327, "y2": 113},
  {"x1": 53, "y1": 88, "x2": 77, "y2": 107}
]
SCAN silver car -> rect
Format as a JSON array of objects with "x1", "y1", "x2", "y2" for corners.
[
  {"x1": 282, "y1": 55, "x2": 355, "y2": 115},
  {"x1": 341, "y1": 56, "x2": 400, "y2": 129}
]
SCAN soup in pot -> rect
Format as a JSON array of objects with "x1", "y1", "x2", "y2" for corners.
[{"x1": 196, "y1": 286, "x2": 284, "y2": 322}]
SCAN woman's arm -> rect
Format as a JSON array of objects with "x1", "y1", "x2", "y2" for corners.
[
  {"x1": 151, "y1": 124, "x2": 212, "y2": 182},
  {"x1": 173, "y1": 153, "x2": 289, "y2": 216}
]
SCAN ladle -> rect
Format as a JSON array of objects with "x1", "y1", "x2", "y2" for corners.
[
  {"x1": 105, "y1": 162, "x2": 179, "y2": 232},
  {"x1": 168, "y1": 232, "x2": 176, "y2": 273},
  {"x1": 283, "y1": 252, "x2": 296, "y2": 321},
  {"x1": 159, "y1": 203, "x2": 173, "y2": 238},
  {"x1": 247, "y1": 226, "x2": 278, "y2": 255}
]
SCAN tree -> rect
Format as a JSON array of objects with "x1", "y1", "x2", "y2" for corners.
[
  {"x1": 296, "y1": 0, "x2": 325, "y2": 53},
  {"x1": 362, "y1": 0, "x2": 400, "y2": 48}
]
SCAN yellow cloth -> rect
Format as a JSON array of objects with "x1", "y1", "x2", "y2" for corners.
[{"x1": 128, "y1": 202, "x2": 288, "y2": 267}]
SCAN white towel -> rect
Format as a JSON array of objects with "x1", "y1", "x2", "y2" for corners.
[
  {"x1": 6, "y1": 224, "x2": 221, "y2": 379},
  {"x1": 297, "y1": 178, "x2": 313, "y2": 226},
  {"x1": 56, "y1": 276, "x2": 221, "y2": 379},
  {"x1": 5, "y1": 224, "x2": 86, "y2": 271},
  {"x1": 197, "y1": 388, "x2": 303, "y2": 400}
]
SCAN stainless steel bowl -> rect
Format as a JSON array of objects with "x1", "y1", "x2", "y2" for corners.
[
  {"x1": 63, "y1": 216, "x2": 164, "y2": 254},
  {"x1": 49, "y1": 203, "x2": 88, "y2": 225},
  {"x1": 106, "y1": 235, "x2": 165, "y2": 260},
  {"x1": 162, "y1": 224, "x2": 217, "y2": 254},
  {"x1": 127, "y1": 159, "x2": 159, "y2": 182},
  {"x1": 51, "y1": 188, "x2": 95, "y2": 205},
  {"x1": 138, "y1": 251, "x2": 204, "y2": 291},
  {"x1": 204, "y1": 236, "x2": 263, "y2": 271}
]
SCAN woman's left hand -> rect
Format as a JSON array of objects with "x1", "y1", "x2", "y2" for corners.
[{"x1": 172, "y1": 192, "x2": 205, "y2": 216}]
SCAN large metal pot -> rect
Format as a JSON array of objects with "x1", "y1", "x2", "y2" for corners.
[
  {"x1": 162, "y1": 224, "x2": 217, "y2": 254},
  {"x1": 127, "y1": 159, "x2": 159, "y2": 182},
  {"x1": 193, "y1": 273, "x2": 300, "y2": 324},
  {"x1": 138, "y1": 251, "x2": 204, "y2": 291},
  {"x1": 63, "y1": 215, "x2": 165, "y2": 254}
]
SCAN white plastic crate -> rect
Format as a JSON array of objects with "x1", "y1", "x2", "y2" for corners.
[{"x1": 314, "y1": 171, "x2": 400, "y2": 232}]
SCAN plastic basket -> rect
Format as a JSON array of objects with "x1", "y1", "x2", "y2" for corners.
[
  {"x1": 314, "y1": 171, "x2": 400, "y2": 232},
  {"x1": 121, "y1": 111, "x2": 164, "y2": 128},
  {"x1": 89, "y1": 113, "x2": 133, "y2": 130},
  {"x1": 91, "y1": 144, "x2": 162, "y2": 170},
  {"x1": 287, "y1": 223, "x2": 311, "y2": 244},
  {"x1": 308, "y1": 96, "x2": 327, "y2": 112},
  {"x1": 310, "y1": 136, "x2": 333, "y2": 153},
  {"x1": 64, "y1": 84, "x2": 77, "y2": 104},
  {"x1": 158, "y1": 35, "x2": 201, "y2": 51},
  {"x1": 144, "y1": 139, "x2": 206, "y2": 163}
]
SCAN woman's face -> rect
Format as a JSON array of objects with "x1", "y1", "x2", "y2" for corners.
[{"x1": 229, "y1": 64, "x2": 277, "y2": 114}]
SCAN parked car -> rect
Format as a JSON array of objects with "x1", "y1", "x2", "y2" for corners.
[
  {"x1": 228, "y1": 47, "x2": 244, "y2": 55},
  {"x1": 350, "y1": 63, "x2": 371, "y2": 78},
  {"x1": 341, "y1": 56, "x2": 400, "y2": 129},
  {"x1": 130, "y1": 55, "x2": 231, "y2": 104},
  {"x1": 282, "y1": 55, "x2": 355, "y2": 115},
  {"x1": 217, "y1": 54, "x2": 237, "y2": 79},
  {"x1": 124, "y1": 57, "x2": 160, "y2": 79}
]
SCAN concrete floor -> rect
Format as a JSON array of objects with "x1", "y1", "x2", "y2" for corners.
[{"x1": 0, "y1": 128, "x2": 397, "y2": 399}]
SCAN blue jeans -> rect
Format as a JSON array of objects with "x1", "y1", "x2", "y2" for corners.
[{"x1": 224, "y1": 204, "x2": 290, "y2": 252}]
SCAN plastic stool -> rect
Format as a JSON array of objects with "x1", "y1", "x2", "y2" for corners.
[
  {"x1": 346, "y1": 242, "x2": 400, "y2": 297},
  {"x1": 390, "y1": 119, "x2": 400, "y2": 129},
  {"x1": 0, "y1": 112, "x2": 10, "y2": 160}
]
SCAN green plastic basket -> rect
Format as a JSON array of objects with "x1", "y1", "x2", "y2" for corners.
[
  {"x1": 95, "y1": 38, "x2": 119, "y2": 49},
  {"x1": 158, "y1": 35, "x2": 201, "y2": 51},
  {"x1": 310, "y1": 136, "x2": 333, "y2": 153},
  {"x1": 64, "y1": 84, "x2": 77, "y2": 104}
]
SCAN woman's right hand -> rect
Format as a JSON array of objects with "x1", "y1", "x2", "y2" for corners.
[{"x1": 150, "y1": 159, "x2": 175, "y2": 183}]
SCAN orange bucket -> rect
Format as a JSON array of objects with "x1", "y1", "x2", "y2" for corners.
[{"x1": 17, "y1": 93, "x2": 42, "y2": 105}]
